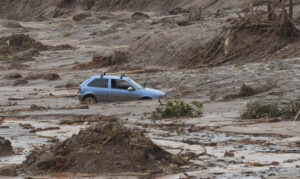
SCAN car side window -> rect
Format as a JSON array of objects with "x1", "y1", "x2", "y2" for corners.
[
  {"x1": 111, "y1": 79, "x2": 131, "y2": 90},
  {"x1": 88, "y1": 78, "x2": 108, "y2": 88}
]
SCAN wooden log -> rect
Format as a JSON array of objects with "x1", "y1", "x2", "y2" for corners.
[
  {"x1": 293, "y1": 109, "x2": 300, "y2": 121},
  {"x1": 289, "y1": 0, "x2": 293, "y2": 19},
  {"x1": 250, "y1": 0, "x2": 254, "y2": 16}
]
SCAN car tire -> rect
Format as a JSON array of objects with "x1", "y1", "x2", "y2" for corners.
[
  {"x1": 141, "y1": 97, "x2": 152, "y2": 100},
  {"x1": 83, "y1": 96, "x2": 97, "y2": 104}
]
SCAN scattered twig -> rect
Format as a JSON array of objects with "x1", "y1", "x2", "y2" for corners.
[{"x1": 293, "y1": 109, "x2": 300, "y2": 121}]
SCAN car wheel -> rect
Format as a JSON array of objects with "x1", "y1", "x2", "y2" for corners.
[
  {"x1": 141, "y1": 97, "x2": 152, "y2": 100},
  {"x1": 83, "y1": 96, "x2": 97, "y2": 104}
]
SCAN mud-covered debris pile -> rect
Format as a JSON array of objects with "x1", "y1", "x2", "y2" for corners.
[
  {"x1": 0, "y1": 34, "x2": 48, "y2": 52},
  {"x1": 74, "y1": 50, "x2": 129, "y2": 69},
  {"x1": 0, "y1": 137, "x2": 13, "y2": 156},
  {"x1": 184, "y1": 1, "x2": 300, "y2": 68},
  {"x1": 0, "y1": 34, "x2": 48, "y2": 62},
  {"x1": 20, "y1": 122, "x2": 185, "y2": 175}
]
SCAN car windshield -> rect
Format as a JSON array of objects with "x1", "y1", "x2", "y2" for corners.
[{"x1": 128, "y1": 79, "x2": 143, "y2": 90}]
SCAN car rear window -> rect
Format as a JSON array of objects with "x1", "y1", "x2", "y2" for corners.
[{"x1": 88, "y1": 78, "x2": 108, "y2": 88}]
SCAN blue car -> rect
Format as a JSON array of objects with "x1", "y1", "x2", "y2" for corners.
[{"x1": 78, "y1": 74, "x2": 166, "y2": 104}]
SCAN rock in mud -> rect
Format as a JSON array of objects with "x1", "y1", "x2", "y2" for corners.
[
  {"x1": 19, "y1": 123, "x2": 34, "y2": 130},
  {"x1": 51, "y1": 44, "x2": 74, "y2": 51},
  {"x1": 20, "y1": 122, "x2": 186, "y2": 175},
  {"x1": 25, "y1": 73, "x2": 43, "y2": 80},
  {"x1": 169, "y1": 7, "x2": 190, "y2": 15},
  {"x1": 0, "y1": 137, "x2": 13, "y2": 156},
  {"x1": 224, "y1": 151, "x2": 234, "y2": 157},
  {"x1": 1, "y1": 20, "x2": 23, "y2": 28},
  {"x1": 15, "y1": 48, "x2": 39, "y2": 60},
  {"x1": 131, "y1": 12, "x2": 150, "y2": 20},
  {"x1": 42, "y1": 73, "x2": 60, "y2": 81},
  {"x1": 29, "y1": 104, "x2": 47, "y2": 111},
  {"x1": 5, "y1": 72, "x2": 22, "y2": 79},
  {"x1": 0, "y1": 165, "x2": 17, "y2": 176},
  {"x1": 13, "y1": 79, "x2": 28, "y2": 86},
  {"x1": 72, "y1": 11, "x2": 92, "y2": 21}
]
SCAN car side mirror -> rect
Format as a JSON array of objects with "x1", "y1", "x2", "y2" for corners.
[{"x1": 128, "y1": 87, "x2": 135, "y2": 91}]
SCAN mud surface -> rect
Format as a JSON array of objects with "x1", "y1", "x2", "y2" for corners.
[{"x1": 0, "y1": 0, "x2": 300, "y2": 178}]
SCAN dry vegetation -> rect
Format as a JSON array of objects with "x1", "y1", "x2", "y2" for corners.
[
  {"x1": 241, "y1": 98, "x2": 300, "y2": 120},
  {"x1": 184, "y1": 0, "x2": 300, "y2": 68}
]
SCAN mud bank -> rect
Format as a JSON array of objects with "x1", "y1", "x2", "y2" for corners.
[{"x1": 0, "y1": 0, "x2": 251, "y2": 21}]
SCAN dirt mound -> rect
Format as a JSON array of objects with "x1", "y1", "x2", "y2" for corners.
[
  {"x1": 74, "y1": 50, "x2": 129, "y2": 69},
  {"x1": 0, "y1": 34, "x2": 70, "y2": 63},
  {"x1": 0, "y1": 34, "x2": 48, "y2": 62},
  {"x1": 0, "y1": 137, "x2": 13, "y2": 156},
  {"x1": 20, "y1": 122, "x2": 185, "y2": 175},
  {"x1": 0, "y1": 34, "x2": 48, "y2": 52}
]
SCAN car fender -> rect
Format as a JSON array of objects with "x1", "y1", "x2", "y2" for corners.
[{"x1": 82, "y1": 92, "x2": 98, "y2": 100}]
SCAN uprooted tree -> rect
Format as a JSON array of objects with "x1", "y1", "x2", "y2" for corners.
[{"x1": 185, "y1": 0, "x2": 300, "y2": 68}]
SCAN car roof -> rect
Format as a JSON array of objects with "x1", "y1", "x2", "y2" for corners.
[{"x1": 90, "y1": 75, "x2": 131, "y2": 80}]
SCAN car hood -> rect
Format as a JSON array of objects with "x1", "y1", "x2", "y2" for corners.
[{"x1": 142, "y1": 88, "x2": 165, "y2": 95}]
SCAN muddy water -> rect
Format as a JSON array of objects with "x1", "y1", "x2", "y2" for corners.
[
  {"x1": 0, "y1": 118, "x2": 86, "y2": 169},
  {"x1": 1, "y1": 97, "x2": 300, "y2": 178}
]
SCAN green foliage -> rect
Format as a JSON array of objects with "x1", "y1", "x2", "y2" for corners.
[
  {"x1": 152, "y1": 100, "x2": 203, "y2": 120},
  {"x1": 241, "y1": 100, "x2": 300, "y2": 119},
  {"x1": 63, "y1": 32, "x2": 72, "y2": 37}
]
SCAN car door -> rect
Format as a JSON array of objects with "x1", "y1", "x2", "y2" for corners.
[
  {"x1": 87, "y1": 78, "x2": 110, "y2": 102},
  {"x1": 110, "y1": 79, "x2": 140, "y2": 101}
]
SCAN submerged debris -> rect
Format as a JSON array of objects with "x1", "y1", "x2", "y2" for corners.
[
  {"x1": 20, "y1": 122, "x2": 186, "y2": 175},
  {"x1": 12, "y1": 79, "x2": 28, "y2": 86},
  {"x1": 0, "y1": 137, "x2": 13, "y2": 156},
  {"x1": 42, "y1": 73, "x2": 60, "y2": 81},
  {"x1": 5, "y1": 72, "x2": 22, "y2": 79}
]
